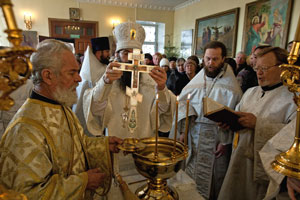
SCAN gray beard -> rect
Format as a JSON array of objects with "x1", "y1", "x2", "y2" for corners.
[{"x1": 53, "y1": 85, "x2": 78, "y2": 107}]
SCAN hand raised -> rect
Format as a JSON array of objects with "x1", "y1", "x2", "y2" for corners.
[
  {"x1": 149, "y1": 66, "x2": 167, "y2": 91},
  {"x1": 86, "y1": 168, "x2": 107, "y2": 190},
  {"x1": 103, "y1": 62, "x2": 123, "y2": 84}
]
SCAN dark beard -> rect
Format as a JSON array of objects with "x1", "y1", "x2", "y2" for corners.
[
  {"x1": 100, "y1": 57, "x2": 110, "y2": 65},
  {"x1": 120, "y1": 71, "x2": 132, "y2": 91},
  {"x1": 204, "y1": 64, "x2": 224, "y2": 78},
  {"x1": 115, "y1": 53, "x2": 135, "y2": 91}
]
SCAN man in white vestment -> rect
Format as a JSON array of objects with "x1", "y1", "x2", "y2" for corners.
[
  {"x1": 260, "y1": 118, "x2": 300, "y2": 200},
  {"x1": 0, "y1": 78, "x2": 33, "y2": 137},
  {"x1": 174, "y1": 41, "x2": 243, "y2": 199},
  {"x1": 218, "y1": 47, "x2": 297, "y2": 200},
  {"x1": 82, "y1": 22, "x2": 176, "y2": 198},
  {"x1": 83, "y1": 22, "x2": 175, "y2": 139},
  {"x1": 74, "y1": 37, "x2": 110, "y2": 136},
  {"x1": 0, "y1": 39, "x2": 122, "y2": 200}
]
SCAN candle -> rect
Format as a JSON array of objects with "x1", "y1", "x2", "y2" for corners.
[
  {"x1": 155, "y1": 94, "x2": 159, "y2": 160},
  {"x1": 294, "y1": 15, "x2": 300, "y2": 42},
  {"x1": 173, "y1": 96, "x2": 179, "y2": 155},
  {"x1": 184, "y1": 94, "x2": 191, "y2": 147}
]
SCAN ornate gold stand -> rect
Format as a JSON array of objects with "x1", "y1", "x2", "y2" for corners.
[
  {"x1": 119, "y1": 137, "x2": 187, "y2": 200},
  {"x1": 271, "y1": 40, "x2": 300, "y2": 178},
  {"x1": 272, "y1": 109, "x2": 300, "y2": 178},
  {"x1": 0, "y1": 0, "x2": 34, "y2": 199},
  {"x1": 0, "y1": 0, "x2": 35, "y2": 110}
]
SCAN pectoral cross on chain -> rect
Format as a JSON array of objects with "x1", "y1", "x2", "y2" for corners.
[{"x1": 113, "y1": 49, "x2": 155, "y2": 133}]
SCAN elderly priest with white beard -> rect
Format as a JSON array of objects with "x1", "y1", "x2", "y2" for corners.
[{"x1": 0, "y1": 39, "x2": 122, "y2": 200}]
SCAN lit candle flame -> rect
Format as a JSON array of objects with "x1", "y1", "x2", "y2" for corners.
[
  {"x1": 176, "y1": 96, "x2": 179, "y2": 101},
  {"x1": 156, "y1": 94, "x2": 159, "y2": 100},
  {"x1": 187, "y1": 94, "x2": 191, "y2": 100}
]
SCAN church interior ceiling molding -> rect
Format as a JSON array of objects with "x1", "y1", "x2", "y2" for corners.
[{"x1": 77, "y1": 0, "x2": 201, "y2": 11}]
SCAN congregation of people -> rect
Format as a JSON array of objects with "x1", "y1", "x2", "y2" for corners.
[{"x1": 0, "y1": 20, "x2": 300, "y2": 200}]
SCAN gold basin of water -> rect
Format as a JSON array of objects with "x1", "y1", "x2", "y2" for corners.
[{"x1": 132, "y1": 137, "x2": 187, "y2": 200}]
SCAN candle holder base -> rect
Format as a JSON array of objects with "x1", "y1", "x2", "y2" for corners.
[{"x1": 135, "y1": 180, "x2": 178, "y2": 200}]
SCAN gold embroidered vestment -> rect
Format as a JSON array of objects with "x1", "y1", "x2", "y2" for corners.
[{"x1": 0, "y1": 98, "x2": 112, "y2": 200}]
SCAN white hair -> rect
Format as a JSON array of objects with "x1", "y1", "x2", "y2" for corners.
[{"x1": 30, "y1": 39, "x2": 73, "y2": 85}]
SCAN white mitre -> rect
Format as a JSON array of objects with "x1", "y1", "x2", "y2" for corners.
[{"x1": 113, "y1": 22, "x2": 145, "y2": 52}]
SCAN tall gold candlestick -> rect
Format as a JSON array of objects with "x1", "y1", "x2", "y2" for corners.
[
  {"x1": 154, "y1": 94, "x2": 159, "y2": 160},
  {"x1": 184, "y1": 94, "x2": 191, "y2": 147},
  {"x1": 173, "y1": 96, "x2": 179, "y2": 156}
]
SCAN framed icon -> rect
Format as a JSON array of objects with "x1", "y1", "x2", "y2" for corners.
[
  {"x1": 242, "y1": 0, "x2": 293, "y2": 55},
  {"x1": 194, "y1": 8, "x2": 239, "y2": 57},
  {"x1": 69, "y1": 8, "x2": 80, "y2": 20}
]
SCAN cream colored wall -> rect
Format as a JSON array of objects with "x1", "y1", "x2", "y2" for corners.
[
  {"x1": 174, "y1": 0, "x2": 300, "y2": 56},
  {"x1": 0, "y1": 0, "x2": 298, "y2": 53},
  {"x1": 0, "y1": 0, "x2": 173, "y2": 46},
  {"x1": 137, "y1": 8, "x2": 174, "y2": 39}
]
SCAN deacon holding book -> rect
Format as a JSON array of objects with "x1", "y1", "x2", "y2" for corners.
[
  {"x1": 173, "y1": 41, "x2": 242, "y2": 199},
  {"x1": 218, "y1": 47, "x2": 297, "y2": 200}
]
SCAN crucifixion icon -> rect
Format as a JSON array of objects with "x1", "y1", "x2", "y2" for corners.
[{"x1": 113, "y1": 49, "x2": 155, "y2": 133}]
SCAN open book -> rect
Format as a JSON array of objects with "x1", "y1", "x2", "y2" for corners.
[{"x1": 203, "y1": 97, "x2": 244, "y2": 131}]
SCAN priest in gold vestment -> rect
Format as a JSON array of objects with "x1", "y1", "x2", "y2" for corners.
[{"x1": 0, "y1": 39, "x2": 122, "y2": 200}]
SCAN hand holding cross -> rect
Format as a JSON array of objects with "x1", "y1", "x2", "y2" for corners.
[{"x1": 103, "y1": 62, "x2": 123, "y2": 84}]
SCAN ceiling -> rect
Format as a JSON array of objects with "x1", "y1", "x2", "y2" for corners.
[{"x1": 77, "y1": 0, "x2": 201, "y2": 11}]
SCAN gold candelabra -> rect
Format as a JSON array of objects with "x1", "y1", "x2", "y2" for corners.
[
  {"x1": 271, "y1": 15, "x2": 300, "y2": 179},
  {"x1": 0, "y1": 0, "x2": 35, "y2": 111},
  {"x1": 0, "y1": 0, "x2": 35, "y2": 198}
]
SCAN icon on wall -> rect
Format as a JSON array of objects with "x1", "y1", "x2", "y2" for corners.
[{"x1": 69, "y1": 8, "x2": 80, "y2": 20}]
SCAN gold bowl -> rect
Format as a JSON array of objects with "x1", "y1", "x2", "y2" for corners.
[{"x1": 132, "y1": 137, "x2": 186, "y2": 200}]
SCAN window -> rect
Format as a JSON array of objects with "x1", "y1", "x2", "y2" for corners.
[
  {"x1": 137, "y1": 21, "x2": 165, "y2": 56},
  {"x1": 139, "y1": 23, "x2": 157, "y2": 55}
]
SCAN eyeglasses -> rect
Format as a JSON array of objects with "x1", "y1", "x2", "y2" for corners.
[{"x1": 253, "y1": 64, "x2": 279, "y2": 72}]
